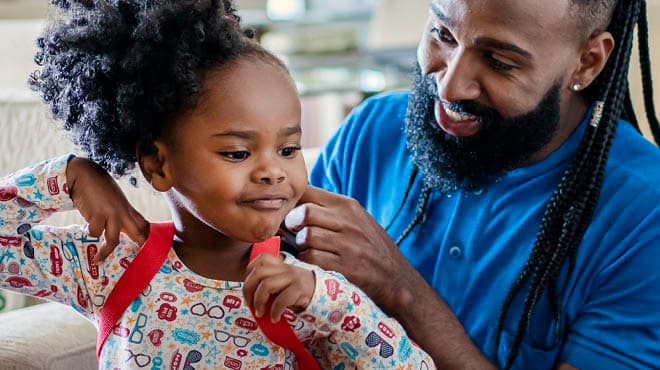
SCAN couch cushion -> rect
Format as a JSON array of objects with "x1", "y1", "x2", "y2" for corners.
[{"x1": 0, "y1": 301, "x2": 97, "y2": 370}]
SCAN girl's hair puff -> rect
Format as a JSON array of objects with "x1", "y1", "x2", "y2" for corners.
[{"x1": 30, "y1": 0, "x2": 266, "y2": 176}]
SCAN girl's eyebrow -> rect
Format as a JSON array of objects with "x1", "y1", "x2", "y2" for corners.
[
  {"x1": 212, "y1": 126, "x2": 301, "y2": 139},
  {"x1": 213, "y1": 130, "x2": 257, "y2": 139},
  {"x1": 279, "y1": 126, "x2": 302, "y2": 137}
]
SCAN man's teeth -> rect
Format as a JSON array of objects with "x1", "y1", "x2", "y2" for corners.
[{"x1": 445, "y1": 107, "x2": 476, "y2": 121}]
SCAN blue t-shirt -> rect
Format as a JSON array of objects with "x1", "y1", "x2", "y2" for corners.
[{"x1": 309, "y1": 91, "x2": 660, "y2": 369}]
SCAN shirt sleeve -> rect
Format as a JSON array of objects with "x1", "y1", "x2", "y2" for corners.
[
  {"x1": 308, "y1": 121, "x2": 349, "y2": 195},
  {"x1": 560, "y1": 209, "x2": 660, "y2": 369},
  {"x1": 308, "y1": 97, "x2": 371, "y2": 195},
  {"x1": 298, "y1": 266, "x2": 436, "y2": 369},
  {"x1": 0, "y1": 155, "x2": 99, "y2": 319}
]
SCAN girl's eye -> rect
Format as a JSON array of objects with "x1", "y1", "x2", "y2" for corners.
[
  {"x1": 279, "y1": 146, "x2": 301, "y2": 158},
  {"x1": 220, "y1": 151, "x2": 250, "y2": 161},
  {"x1": 431, "y1": 26, "x2": 455, "y2": 44}
]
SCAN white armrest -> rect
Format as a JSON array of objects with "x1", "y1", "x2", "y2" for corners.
[{"x1": 0, "y1": 301, "x2": 97, "y2": 370}]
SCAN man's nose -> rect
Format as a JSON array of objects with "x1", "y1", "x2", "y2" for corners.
[{"x1": 435, "y1": 50, "x2": 481, "y2": 103}]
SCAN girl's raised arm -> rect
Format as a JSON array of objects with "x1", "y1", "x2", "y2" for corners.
[{"x1": 0, "y1": 155, "x2": 146, "y2": 318}]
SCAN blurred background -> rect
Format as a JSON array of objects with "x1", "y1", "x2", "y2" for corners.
[
  {"x1": 1, "y1": 0, "x2": 658, "y2": 149},
  {"x1": 0, "y1": 0, "x2": 658, "y2": 311},
  {"x1": 0, "y1": 0, "x2": 428, "y2": 151}
]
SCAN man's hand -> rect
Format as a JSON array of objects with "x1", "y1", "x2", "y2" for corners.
[
  {"x1": 66, "y1": 157, "x2": 149, "y2": 262},
  {"x1": 243, "y1": 254, "x2": 315, "y2": 322},
  {"x1": 286, "y1": 185, "x2": 496, "y2": 369},
  {"x1": 284, "y1": 185, "x2": 422, "y2": 315}
]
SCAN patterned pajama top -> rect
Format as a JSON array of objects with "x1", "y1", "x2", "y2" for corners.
[{"x1": 0, "y1": 155, "x2": 435, "y2": 370}]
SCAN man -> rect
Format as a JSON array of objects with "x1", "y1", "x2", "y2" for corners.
[{"x1": 284, "y1": 0, "x2": 660, "y2": 369}]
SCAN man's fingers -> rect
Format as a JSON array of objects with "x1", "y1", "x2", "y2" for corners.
[
  {"x1": 284, "y1": 203, "x2": 342, "y2": 232},
  {"x1": 294, "y1": 226, "x2": 340, "y2": 254},
  {"x1": 296, "y1": 185, "x2": 337, "y2": 206},
  {"x1": 297, "y1": 248, "x2": 342, "y2": 272}
]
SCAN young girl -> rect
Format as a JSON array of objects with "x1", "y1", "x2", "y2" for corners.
[{"x1": 0, "y1": 0, "x2": 435, "y2": 369}]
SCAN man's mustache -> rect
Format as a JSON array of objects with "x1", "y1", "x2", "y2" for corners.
[{"x1": 423, "y1": 75, "x2": 501, "y2": 123}]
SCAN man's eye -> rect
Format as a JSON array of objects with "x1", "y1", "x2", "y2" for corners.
[
  {"x1": 485, "y1": 55, "x2": 515, "y2": 71},
  {"x1": 431, "y1": 26, "x2": 455, "y2": 43},
  {"x1": 279, "y1": 146, "x2": 301, "y2": 158},
  {"x1": 220, "y1": 151, "x2": 250, "y2": 161}
]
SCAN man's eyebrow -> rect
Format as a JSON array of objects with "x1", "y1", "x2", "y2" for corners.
[
  {"x1": 430, "y1": 3, "x2": 454, "y2": 28},
  {"x1": 474, "y1": 37, "x2": 534, "y2": 61},
  {"x1": 429, "y1": 3, "x2": 533, "y2": 61}
]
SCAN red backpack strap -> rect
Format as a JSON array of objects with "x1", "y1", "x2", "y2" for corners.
[
  {"x1": 96, "y1": 222, "x2": 175, "y2": 358},
  {"x1": 249, "y1": 237, "x2": 320, "y2": 370}
]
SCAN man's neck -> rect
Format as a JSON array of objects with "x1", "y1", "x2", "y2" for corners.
[{"x1": 526, "y1": 96, "x2": 589, "y2": 165}]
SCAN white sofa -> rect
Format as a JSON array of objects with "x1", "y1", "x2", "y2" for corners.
[{"x1": 0, "y1": 302, "x2": 98, "y2": 370}]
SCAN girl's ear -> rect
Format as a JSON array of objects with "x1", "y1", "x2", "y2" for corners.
[{"x1": 137, "y1": 141, "x2": 174, "y2": 192}]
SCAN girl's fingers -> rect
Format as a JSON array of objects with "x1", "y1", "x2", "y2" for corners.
[
  {"x1": 87, "y1": 216, "x2": 104, "y2": 238},
  {"x1": 269, "y1": 286, "x2": 310, "y2": 323},
  {"x1": 243, "y1": 256, "x2": 286, "y2": 307},
  {"x1": 94, "y1": 220, "x2": 119, "y2": 264},
  {"x1": 104, "y1": 219, "x2": 120, "y2": 251},
  {"x1": 251, "y1": 273, "x2": 292, "y2": 318},
  {"x1": 123, "y1": 207, "x2": 149, "y2": 245}
]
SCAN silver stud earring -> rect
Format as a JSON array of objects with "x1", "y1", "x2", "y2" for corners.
[{"x1": 571, "y1": 82, "x2": 582, "y2": 92}]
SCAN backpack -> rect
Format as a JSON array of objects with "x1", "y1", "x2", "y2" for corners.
[{"x1": 96, "y1": 222, "x2": 319, "y2": 369}]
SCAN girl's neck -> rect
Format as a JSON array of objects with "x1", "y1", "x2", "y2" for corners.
[{"x1": 170, "y1": 214, "x2": 254, "y2": 282}]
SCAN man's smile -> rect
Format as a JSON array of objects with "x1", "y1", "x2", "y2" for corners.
[{"x1": 434, "y1": 100, "x2": 481, "y2": 137}]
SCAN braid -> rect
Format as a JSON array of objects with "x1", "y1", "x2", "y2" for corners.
[
  {"x1": 494, "y1": 1, "x2": 654, "y2": 368},
  {"x1": 623, "y1": 84, "x2": 640, "y2": 131},
  {"x1": 394, "y1": 179, "x2": 433, "y2": 245},
  {"x1": 637, "y1": 2, "x2": 660, "y2": 144},
  {"x1": 385, "y1": 168, "x2": 419, "y2": 232}
]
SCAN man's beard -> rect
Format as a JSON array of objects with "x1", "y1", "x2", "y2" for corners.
[{"x1": 405, "y1": 66, "x2": 561, "y2": 192}]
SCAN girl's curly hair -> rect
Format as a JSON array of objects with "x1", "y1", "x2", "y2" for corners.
[{"x1": 30, "y1": 0, "x2": 272, "y2": 176}]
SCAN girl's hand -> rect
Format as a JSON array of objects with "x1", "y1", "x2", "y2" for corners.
[
  {"x1": 243, "y1": 254, "x2": 315, "y2": 323},
  {"x1": 66, "y1": 157, "x2": 149, "y2": 263}
]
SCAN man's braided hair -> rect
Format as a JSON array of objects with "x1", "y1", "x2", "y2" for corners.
[{"x1": 392, "y1": 1, "x2": 658, "y2": 368}]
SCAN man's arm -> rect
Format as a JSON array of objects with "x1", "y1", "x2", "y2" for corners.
[{"x1": 285, "y1": 185, "x2": 496, "y2": 369}]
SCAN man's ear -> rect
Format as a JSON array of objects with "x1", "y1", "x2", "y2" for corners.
[
  {"x1": 137, "y1": 141, "x2": 173, "y2": 192},
  {"x1": 571, "y1": 31, "x2": 615, "y2": 91}
]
